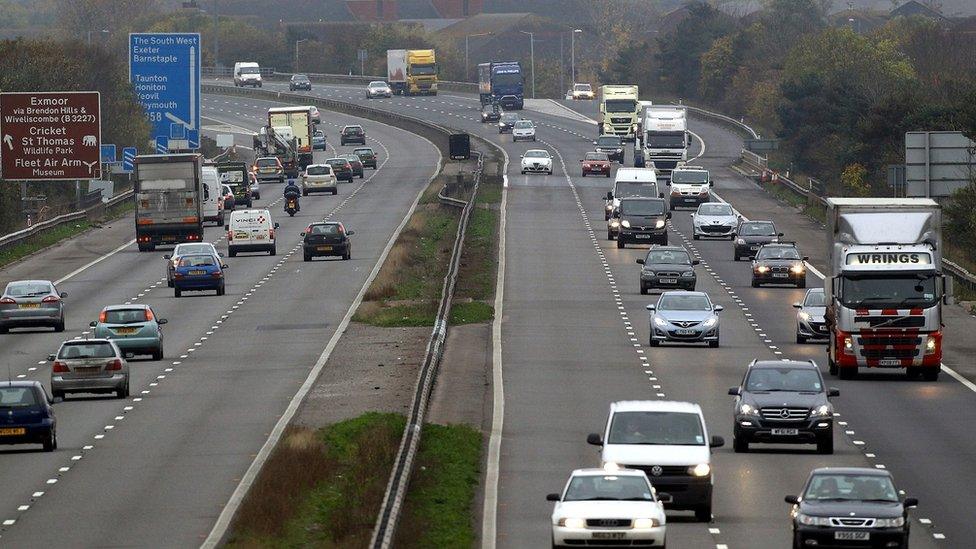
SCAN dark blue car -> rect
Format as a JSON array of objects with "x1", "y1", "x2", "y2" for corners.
[
  {"x1": 173, "y1": 254, "x2": 227, "y2": 298},
  {"x1": 0, "y1": 381, "x2": 57, "y2": 452}
]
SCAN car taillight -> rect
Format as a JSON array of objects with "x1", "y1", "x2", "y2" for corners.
[
  {"x1": 52, "y1": 361, "x2": 69, "y2": 373},
  {"x1": 211, "y1": 271, "x2": 223, "y2": 278},
  {"x1": 99, "y1": 310, "x2": 107, "y2": 323},
  {"x1": 106, "y1": 359, "x2": 123, "y2": 371},
  {"x1": 0, "y1": 297, "x2": 15, "y2": 304},
  {"x1": 42, "y1": 295, "x2": 60, "y2": 303},
  {"x1": 227, "y1": 230, "x2": 234, "y2": 241},
  {"x1": 269, "y1": 228, "x2": 275, "y2": 240},
  {"x1": 145, "y1": 309, "x2": 154, "y2": 321}
]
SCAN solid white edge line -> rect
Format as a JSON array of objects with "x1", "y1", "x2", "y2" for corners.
[
  {"x1": 55, "y1": 239, "x2": 136, "y2": 286},
  {"x1": 201, "y1": 129, "x2": 443, "y2": 549},
  {"x1": 482, "y1": 147, "x2": 509, "y2": 549},
  {"x1": 541, "y1": 99, "x2": 598, "y2": 125}
]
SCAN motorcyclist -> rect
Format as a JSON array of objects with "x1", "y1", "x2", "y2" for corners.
[{"x1": 283, "y1": 180, "x2": 301, "y2": 212}]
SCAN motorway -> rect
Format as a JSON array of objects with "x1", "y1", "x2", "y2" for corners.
[
  {"x1": 0, "y1": 96, "x2": 440, "y2": 545},
  {"x1": 232, "y1": 78, "x2": 971, "y2": 548}
]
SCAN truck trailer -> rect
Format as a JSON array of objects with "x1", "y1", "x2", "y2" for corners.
[
  {"x1": 387, "y1": 49, "x2": 438, "y2": 96},
  {"x1": 267, "y1": 106, "x2": 314, "y2": 175},
  {"x1": 134, "y1": 153, "x2": 205, "y2": 252},
  {"x1": 824, "y1": 198, "x2": 948, "y2": 381},
  {"x1": 478, "y1": 61, "x2": 524, "y2": 109},
  {"x1": 599, "y1": 85, "x2": 640, "y2": 142}
]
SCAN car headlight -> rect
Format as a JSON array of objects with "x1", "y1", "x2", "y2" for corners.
[
  {"x1": 812, "y1": 404, "x2": 832, "y2": 417},
  {"x1": 739, "y1": 403, "x2": 759, "y2": 416},
  {"x1": 736, "y1": 238, "x2": 745, "y2": 245},
  {"x1": 681, "y1": 271, "x2": 695, "y2": 277},
  {"x1": 643, "y1": 271, "x2": 655, "y2": 277},
  {"x1": 702, "y1": 317, "x2": 717, "y2": 328},
  {"x1": 611, "y1": 220, "x2": 621, "y2": 228},
  {"x1": 558, "y1": 517, "x2": 586, "y2": 528},
  {"x1": 606, "y1": 203, "x2": 614, "y2": 211},
  {"x1": 621, "y1": 220, "x2": 631, "y2": 228},
  {"x1": 689, "y1": 463, "x2": 710, "y2": 477},
  {"x1": 633, "y1": 518, "x2": 661, "y2": 529},
  {"x1": 797, "y1": 513, "x2": 831, "y2": 526},
  {"x1": 875, "y1": 516, "x2": 905, "y2": 528},
  {"x1": 655, "y1": 219, "x2": 665, "y2": 229},
  {"x1": 653, "y1": 316, "x2": 668, "y2": 327},
  {"x1": 798, "y1": 311, "x2": 810, "y2": 321},
  {"x1": 925, "y1": 335, "x2": 937, "y2": 354},
  {"x1": 791, "y1": 263, "x2": 805, "y2": 274},
  {"x1": 755, "y1": 265, "x2": 770, "y2": 274}
]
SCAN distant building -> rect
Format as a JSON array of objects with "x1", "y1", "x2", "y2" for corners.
[{"x1": 890, "y1": 1, "x2": 947, "y2": 21}]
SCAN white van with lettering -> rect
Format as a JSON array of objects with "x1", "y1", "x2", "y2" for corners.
[
  {"x1": 201, "y1": 166, "x2": 223, "y2": 225},
  {"x1": 226, "y1": 209, "x2": 278, "y2": 257}
]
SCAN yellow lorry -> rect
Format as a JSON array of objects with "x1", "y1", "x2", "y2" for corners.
[
  {"x1": 599, "y1": 85, "x2": 640, "y2": 142},
  {"x1": 387, "y1": 49, "x2": 438, "y2": 96}
]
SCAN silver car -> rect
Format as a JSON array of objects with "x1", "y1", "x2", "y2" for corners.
[
  {"x1": 691, "y1": 202, "x2": 739, "y2": 240},
  {"x1": 794, "y1": 288, "x2": 828, "y2": 343},
  {"x1": 647, "y1": 291, "x2": 723, "y2": 347},
  {"x1": 49, "y1": 339, "x2": 129, "y2": 399},
  {"x1": 366, "y1": 81, "x2": 393, "y2": 98},
  {"x1": 0, "y1": 280, "x2": 66, "y2": 333},
  {"x1": 165, "y1": 242, "x2": 221, "y2": 287}
]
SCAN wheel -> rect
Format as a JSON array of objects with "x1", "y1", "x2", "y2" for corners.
[
  {"x1": 733, "y1": 435, "x2": 748, "y2": 453},
  {"x1": 708, "y1": 339, "x2": 719, "y2": 348},
  {"x1": 548, "y1": 170, "x2": 553, "y2": 175},
  {"x1": 359, "y1": 173, "x2": 364, "y2": 179},
  {"x1": 54, "y1": 318, "x2": 65, "y2": 332},
  {"x1": 751, "y1": 280, "x2": 760, "y2": 288},
  {"x1": 729, "y1": 235, "x2": 735, "y2": 241},
  {"x1": 174, "y1": 289, "x2": 182, "y2": 298},
  {"x1": 838, "y1": 366, "x2": 857, "y2": 380},
  {"x1": 922, "y1": 367, "x2": 940, "y2": 381},
  {"x1": 649, "y1": 339, "x2": 660, "y2": 347},
  {"x1": 694, "y1": 502, "x2": 712, "y2": 522},
  {"x1": 302, "y1": 189, "x2": 308, "y2": 196},
  {"x1": 607, "y1": 230, "x2": 614, "y2": 240},
  {"x1": 332, "y1": 189, "x2": 338, "y2": 195},
  {"x1": 796, "y1": 333, "x2": 806, "y2": 344},
  {"x1": 640, "y1": 286, "x2": 647, "y2": 295},
  {"x1": 817, "y1": 435, "x2": 834, "y2": 454},
  {"x1": 828, "y1": 358, "x2": 838, "y2": 376},
  {"x1": 606, "y1": 172, "x2": 611, "y2": 178},
  {"x1": 269, "y1": 246, "x2": 277, "y2": 256},
  {"x1": 521, "y1": 170, "x2": 525, "y2": 174},
  {"x1": 42, "y1": 427, "x2": 57, "y2": 452},
  {"x1": 693, "y1": 234, "x2": 700, "y2": 240},
  {"x1": 343, "y1": 250, "x2": 351, "y2": 260},
  {"x1": 617, "y1": 239, "x2": 625, "y2": 249},
  {"x1": 167, "y1": 280, "x2": 174, "y2": 288},
  {"x1": 217, "y1": 283, "x2": 225, "y2": 296},
  {"x1": 116, "y1": 381, "x2": 129, "y2": 399},
  {"x1": 0, "y1": 326, "x2": 8, "y2": 334},
  {"x1": 793, "y1": 532, "x2": 803, "y2": 549},
  {"x1": 228, "y1": 249, "x2": 237, "y2": 258},
  {"x1": 797, "y1": 278, "x2": 807, "y2": 288},
  {"x1": 137, "y1": 243, "x2": 151, "y2": 252},
  {"x1": 288, "y1": 210, "x2": 295, "y2": 217},
  {"x1": 152, "y1": 347, "x2": 163, "y2": 361},
  {"x1": 304, "y1": 253, "x2": 311, "y2": 262},
  {"x1": 733, "y1": 255, "x2": 740, "y2": 261},
  {"x1": 581, "y1": 172, "x2": 586, "y2": 177}
]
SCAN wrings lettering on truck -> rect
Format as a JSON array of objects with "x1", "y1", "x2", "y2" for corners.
[{"x1": 847, "y1": 253, "x2": 931, "y2": 265}]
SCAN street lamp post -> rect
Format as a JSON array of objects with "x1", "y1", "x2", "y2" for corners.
[
  {"x1": 295, "y1": 38, "x2": 308, "y2": 72},
  {"x1": 520, "y1": 31, "x2": 535, "y2": 99},
  {"x1": 571, "y1": 28, "x2": 582, "y2": 85},
  {"x1": 465, "y1": 32, "x2": 492, "y2": 82}
]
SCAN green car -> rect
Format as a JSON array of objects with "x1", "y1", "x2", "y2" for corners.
[
  {"x1": 90, "y1": 304, "x2": 167, "y2": 361},
  {"x1": 353, "y1": 147, "x2": 377, "y2": 169}
]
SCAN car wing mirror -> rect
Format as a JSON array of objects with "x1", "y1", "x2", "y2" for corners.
[
  {"x1": 646, "y1": 304, "x2": 656, "y2": 311},
  {"x1": 828, "y1": 388, "x2": 840, "y2": 397},
  {"x1": 792, "y1": 302, "x2": 802, "y2": 308},
  {"x1": 586, "y1": 433, "x2": 603, "y2": 446},
  {"x1": 659, "y1": 192, "x2": 665, "y2": 198},
  {"x1": 546, "y1": 493, "x2": 560, "y2": 502},
  {"x1": 636, "y1": 258, "x2": 645, "y2": 264},
  {"x1": 802, "y1": 256, "x2": 809, "y2": 261},
  {"x1": 728, "y1": 387, "x2": 740, "y2": 396},
  {"x1": 785, "y1": 495, "x2": 799, "y2": 505},
  {"x1": 778, "y1": 232, "x2": 784, "y2": 237},
  {"x1": 903, "y1": 497, "x2": 918, "y2": 508},
  {"x1": 89, "y1": 321, "x2": 97, "y2": 327},
  {"x1": 689, "y1": 213, "x2": 694, "y2": 218},
  {"x1": 124, "y1": 352, "x2": 135, "y2": 359},
  {"x1": 158, "y1": 319, "x2": 168, "y2": 325},
  {"x1": 347, "y1": 230, "x2": 355, "y2": 236},
  {"x1": 222, "y1": 264, "x2": 229, "y2": 269},
  {"x1": 163, "y1": 254, "x2": 171, "y2": 260},
  {"x1": 666, "y1": 211, "x2": 672, "y2": 219},
  {"x1": 710, "y1": 435, "x2": 725, "y2": 448},
  {"x1": 299, "y1": 232, "x2": 305, "y2": 237},
  {"x1": 593, "y1": 141, "x2": 598, "y2": 145},
  {"x1": 657, "y1": 492, "x2": 673, "y2": 504},
  {"x1": 47, "y1": 354, "x2": 56, "y2": 362},
  {"x1": 714, "y1": 305, "x2": 724, "y2": 312},
  {"x1": 692, "y1": 260, "x2": 700, "y2": 265},
  {"x1": 60, "y1": 292, "x2": 68, "y2": 298},
  {"x1": 274, "y1": 223, "x2": 280, "y2": 229}
]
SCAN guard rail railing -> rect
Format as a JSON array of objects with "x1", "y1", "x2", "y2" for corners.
[{"x1": 0, "y1": 190, "x2": 133, "y2": 255}]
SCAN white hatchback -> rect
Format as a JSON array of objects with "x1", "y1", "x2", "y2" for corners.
[
  {"x1": 549, "y1": 466, "x2": 667, "y2": 548},
  {"x1": 227, "y1": 209, "x2": 278, "y2": 257},
  {"x1": 520, "y1": 149, "x2": 552, "y2": 175},
  {"x1": 302, "y1": 164, "x2": 338, "y2": 195}
]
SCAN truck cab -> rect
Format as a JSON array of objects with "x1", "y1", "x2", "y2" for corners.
[
  {"x1": 639, "y1": 106, "x2": 691, "y2": 174},
  {"x1": 599, "y1": 85, "x2": 640, "y2": 142}
]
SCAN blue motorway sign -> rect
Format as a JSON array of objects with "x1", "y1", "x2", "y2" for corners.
[
  {"x1": 129, "y1": 33, "x2": 200, "y2": 153},
  {"x1": 121, "y1": 146, "x2": 137, "y2": 173},
  {"x1": 100, "y1": 144, "x2": 116, "y2": 164}
]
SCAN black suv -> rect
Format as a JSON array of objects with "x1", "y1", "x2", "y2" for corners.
[
  {"x1": 636, "y1": 245, "x2": 699, "y2": 294},
  {"x1": 498, "y1": 112, "x2": 519, "y2": 133},
  {"x1": 594, "y1": 135, "x2": 625, "y2": 163},
  {"x1": 481, "y1": 103, "x2": 501, "y2": 123},
  {"x1": 728, "y1": 359, "x2": 838, "y2": 453},
  {"x1": 733, "y1": 220, "x2": 781, "y2": 260},
  {"x1": 353, "y1": 147, "x2": 377, "y2": 169},
  {"x1": 289, "y1": 74, "x2": 311, "y2": 91},
  {"x1": 301, "y1": 222, "x2": 354, "y2": 261},
  {"x1": 752, "y1": 242, "x2": 807, "y2": 288},
  {"x1": 786, "y1": 468, "x2": 917, "y2": 548},
  {"x1": 614, "y1": 197, "x2": 670, "y2": 248},
  {"x1": 340, "y1": 125, "x2": 366, "y2": 145}
]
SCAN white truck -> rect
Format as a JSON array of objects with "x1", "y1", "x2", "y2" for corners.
[
  {"x1": 637, "y1": 106, "x2": 691, "y2": 175},
  {"x1": 598, "y1": 85, "x2": 639, "y2": 142},
  {"x1": 825, "y1": 198, "x2": 948, "y2": 381}
]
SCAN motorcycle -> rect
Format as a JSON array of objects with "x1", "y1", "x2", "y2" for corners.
[{"x1": 285, "y1": 197, "x2": 298, "y2": 217}]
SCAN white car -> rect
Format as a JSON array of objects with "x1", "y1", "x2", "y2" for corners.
[
  {"x1": 302, "y1": 164, "x2": 338, "y2": 195},
  {"x1": 691, "y1": 202, "x2": 739, "y2": 240},
  {"x1": 571, "y1": 83, "x2": 595, "y2": 100},
  {"x1": 512, "y1": 120, "x2": 536, "y2": 142},
  {"x1": 520, "y1": 149, "x2": 553, "y2": 175},
  {"x1": 549, "y1": 466, "x2": 667, "y2": 548},
  {"x1": 366, "y1": 81, "x2": 393, "y2": 98},
  {"x1": 587, "y1": 400, "x2": 724, "y2": 522}
]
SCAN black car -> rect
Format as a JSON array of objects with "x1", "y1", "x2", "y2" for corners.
[
  {"x1": 481, "y1": 103, "x2": 501, "y2": 123},
  {"x1": 786, "y1": 468, "x2": 916, "y2": 548},
  {"x1": 497, "y1": 112, "x2": 519, "y2": 133},
  {"x1": 614, "y1": 197, "x2": 670, "y2": 248},
  {"x1": 340, "y1": 125, "x2": 366, "y2": 145},
  {"x1": 301, "y1": 222, "x2": 354, "y2": 261},
  {"x1": 0, "y1": 381, "x2": 57, "y2": 452},
  {"x1": 594, "y1": 135, "x2": 625, "y2": 163},
  {"x1": 289, "y1": 74, "x2": 312, "y2": 91},
  {"x1": 729, "y1": 359, "x2": 837, "y2": 454},
  {"x1": 636, "y1": 245, "x2": 699, "y2": 294},
  {"x1": 733, "y1": 220, "x2": 782, "y2": 260},
  {"x1": 752, "y1": 243, "x2": 807, "y2": 288},
  {"x1": 353, "y1": 147, "x2": 377, "y2": 169},
  {"x1": 325, "y1": 158, "x2": 354, "y2": 183},
  {"x1": 341, "y1": 154, "x2": 365, "y2": 178}
]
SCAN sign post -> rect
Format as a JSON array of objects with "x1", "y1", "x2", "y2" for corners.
[
  {"x1": 0, "y1": 91, "x2": 102, "y2": 181},
  {"x1": 129, "y1": 33, "x2": 201, "y2": 153}
]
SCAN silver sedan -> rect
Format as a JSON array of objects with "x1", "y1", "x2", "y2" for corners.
[
  {"x1": 0, "y1": 280, "x2": 66, "y2": 333},
  {"x1": 49, "y1": 339, "x2": 129, "y2": 399},
  {"x1": 647, "y1": 291, "x2": 723, "y2": 347}
]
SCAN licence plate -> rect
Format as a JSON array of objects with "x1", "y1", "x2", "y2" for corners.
[
  {"x1": 75, "y1": 366, "x2": 101, "y2": 374},
  {"x1": 255, "y1": 234, "x2": 266, "y2": 240},
  {"x1": 771, "y1": 428, "x2": 799, "y2": 436},
  {"x1": 635, "y1": 234, "x2": 651, "y2": 239},
  {"x1": 0, "y1": 428, "x2": 26, "y2": 436},
  {"x1": 162, "y1": 235, "x2": 177, "y2": 242},
  {"x1": 592, "y1": 532, "x2": 626, "y2": 540},
  {"x1": 750, "y1": 245, "x2": 760, "y2": 250},
  {"x1": 317, "y1": 246, "x2": 333, "y2": 251},
  {"x1": 773, "y1": 273, "x2": 789, "y2": 278},
  {"x1": 676, "y1": 329, "x2": 697, "y2": 335},
  {"x1": 835, "y1": 531, "x2": 870, "y2": 541},
  {"x1": 114, "y1": 327, "x2": 138, "y2": 335},
  {"x1": 661, "y1": 278, "x2": 678, "y2": 284},
  {"x1": 879, "y1": 359, "x2": 901, "y2": 366},
  {"x1": 189, "y1": 270, "x2": 205, "y2": 275},
  {"x1": 18, "y1": 303, "x2": 40, "y2": 309}
]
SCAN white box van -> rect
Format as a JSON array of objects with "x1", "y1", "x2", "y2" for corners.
[
  {"x1": 587, "y1": 400, "x2": 724, "y2": 522},
  {"x1": 201, "y1": 166, "x2": 223, "y2": 226},
  {"x1": 234, "y1": 62, "x2": 262, "y2": 88},
  {"x1": 227, "y1": 209, "x2": 278, "y2": 257},
  {"x1": 605, "y1": 167, "x2": 662, "y2": 218},
  {"x1": 668, "y1": 165, "x2": 712, "y2": 209}
]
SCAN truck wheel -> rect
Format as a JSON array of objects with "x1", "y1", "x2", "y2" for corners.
[
  {"x1": 228, "y1": 249, "x2": 237, "y2": 258},
  {"x1": 828, "y1": 358, "x2": 838, "y2": 376},
  {"x1": 838, "y1": 366, "x2": 857, "y2": 380},
  {"x1": 138, "y1": 243, "x2": 151, "y2": 252},
  {"x1": 616, "y1": 239, "x2": 625, "y2": 249},
  {"x1": 607, "y1": 230, "x2": 614, "y2": 240},
  {"x1": 922, "y1": 367, "x2": 940, "y2": 381}
]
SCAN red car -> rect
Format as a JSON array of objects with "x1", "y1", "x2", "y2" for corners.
[{"x1": 581, "y1": 151, "x2": 612, "y2": 177}]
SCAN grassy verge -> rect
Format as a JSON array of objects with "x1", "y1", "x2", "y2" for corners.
[
  {"x1": 756, "y1": 178, "x2": 827, "y2": 224},
  {"x1": 226, "y1": 413, "x2": 483, "y2": 548}
]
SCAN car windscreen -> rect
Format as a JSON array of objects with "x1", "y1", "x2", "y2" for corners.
[
  {"x1": 240, "y1": 67, "x2": 260, "y2": 75},
  {"x1": 306, "y1": 166, "x2": 332, "y2": 176},
  {"x1": 524, "y1": 151, "x2": 549, "y2": 158},
  {"x1": 369, "y1": 82, "x2": 386, "y2": 88},
  {"x1": 175, "y1": 244, "x2": 214, "y2": 256},
  {"x1": 574, "y1": 84, "x2": 592, "y2": 92},
  {"x1": 804, "y1": 290, "x2": 827, "y2": 307},
  {"x1": 4, "y1": 282, "x2": 53, "y2": 298},
  {"x1": 104, "y1": 309, "x2": 150, "y2": 324},
  {"x1": 256, "y1": 158, "x2": 278, "y2": 167},
  {"x1": 0, "y1": 387, "x2": 39, "y2": 408},
  {"x1": 310, "y1": 224, "x2": 340, "y2": 235},
  {"x1": 739, "y1": 223, "x2": 776, "y2": 236},
  {"x1": 658, "y1": 294, "x2": 711, "y2": 311},
  {"x1": 342, "y1": 127, "x2": 362, "y2": 134},
  {"x1": 645, "y1": 132, "x2": 686, "y2": 148},
  {"x1": 411, "y1": 64, "x2": 436, "y2": 76},
  {"x1": 746, "y1": 367, "x2": 822, "y2": 392},
  {"x1": 608, "y1": 411, "x2": 705, "y2": 445},
  {"x1": 804, "y1": 474, "x2": 898, "y2": 502},
  {"x1": 343, "y1": 155, "x2": 361, "y2": 163},
  {"x1": 605, "y1": 99, "x2": 636, "y2": 113},
  {"x1": 493, "y1": 72, "x2": 522, "y2": 87},
  {"x1": 840, "y1": 275, "x2": 937, "y2": 309},
  {"x1": 326, "y1": 159, "x2": 348, "y2": 167},
  {"x1": 646, "y1": 250, "x2": 691, "y2": 265},
  {"x1": 354, "y1": 148, "x2": 373, "y2": 155},
  {"x1": 501, "y1": 114, "x2": 519, "y2": 122},
  {"x1": 615, "y1": 184, "x2": 657, "y2": 199},
  {"x1": 563, "y1": 475, "x2": 653, "y2": 502},
  {"x1": 293, "y1": 75, "x2": 309, "y2": 82},
  {"x1": 514, "y1": 121, "x2": 533, "y2": 129},
  {"x1": 584, "y1": 153, "x2": 608, "y2": 161},
  {"x1": 179, "y1": 255, "x2": 216, "y2": 267},
  {"x1": 597, "y1": 136, "x2": 621, "y2": 147},
  {"x1": 698, "y1": 204, "x2": 732, "y2": 216},
  {"x1": 757, "y1": 247, "x2": 800, "y2": 260},
  {"x1": 620, "y1": 200, "x2": 665, "y2": 216},
  {"x1": 59, "y1": 343, "x2": 116, "y2": 359},
  {"x1": 671, "y1": 170, "x2": 708, "y2": 184}
]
